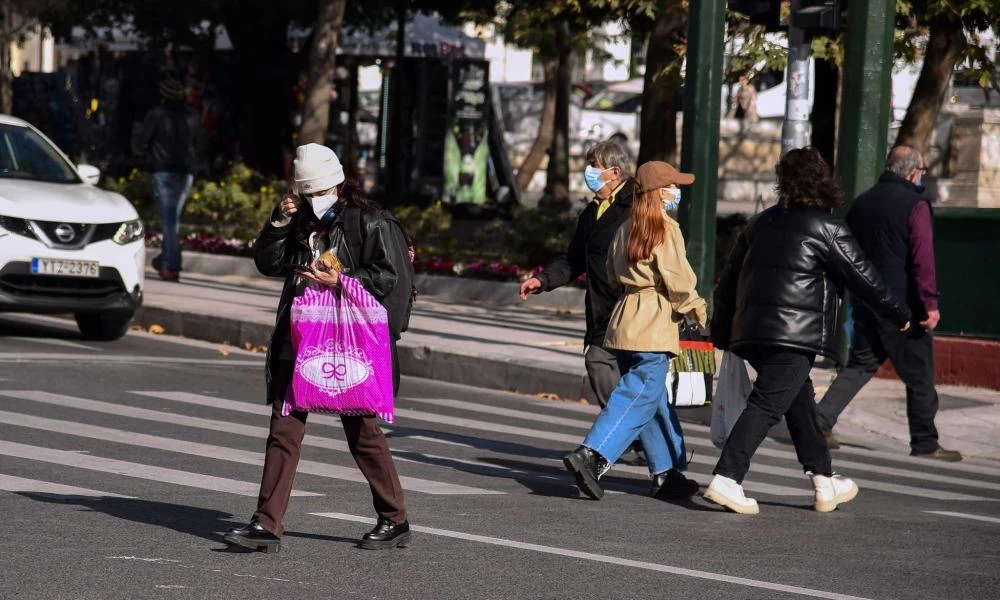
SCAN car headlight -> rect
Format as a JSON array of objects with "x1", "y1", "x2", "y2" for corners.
[{"x1": 112, "y1": 219, "x2": 144, "y2": 245}]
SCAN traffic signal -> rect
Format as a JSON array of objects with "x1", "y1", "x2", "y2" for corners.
[{"x1": 727, "y1": 1, "x2": 782, "y2": 32}]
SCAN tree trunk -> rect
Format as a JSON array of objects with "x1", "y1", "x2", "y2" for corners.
[
  {"x1": 515, "y1": 54, "x2": 557, "y2": 190},
  {"x1": 810, "y1": 56, "x2": 839, "y2": 168},
  {"x1": 0, "y1": 37, "x2": 11, "y2": 114},
  {"x1": 546, "y1": 19, "x2": 572, "y2": 207},
  {"x1": 637, "y1": 8, "x2": 685, "y2": 166},
  {"x1": 896, "y1": 16, "x2": 966, "y2": 151},
  {"x1": 297, "y1": 0, "x2": 346, "y2": 145}
]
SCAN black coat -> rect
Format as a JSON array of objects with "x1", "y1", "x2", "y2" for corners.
[
  {"x1": 711, "y1": 205, "x2": 911, "y2": 362},
  {"x1": 253, "y1": 206, "x2": 406, "y2": 404},
  {"x1": 536, "y1": 179, "x2": 635, "y2": 346}
]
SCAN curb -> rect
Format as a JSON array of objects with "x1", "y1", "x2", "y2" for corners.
[
  {"x1": 132, "y1": 303, "x2": 714, "y2": 425},
  {"x1": 149, "y1": 250, "x2": 586, "y2": 311}
]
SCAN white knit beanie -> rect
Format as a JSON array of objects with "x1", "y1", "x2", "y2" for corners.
[{"x1": 294, "y1": 143, "x2": 345, "y2": 194}]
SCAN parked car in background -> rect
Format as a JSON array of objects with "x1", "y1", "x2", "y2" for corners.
[{"x1": 0, "y1": 115, "x2": 144, "y2": 340}]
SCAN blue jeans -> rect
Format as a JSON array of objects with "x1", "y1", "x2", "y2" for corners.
[
  {"x1": 153, "y1": 171, "x2": 194, "y2": 271},
  {"x1": 582, "y1": 351, "x2": 688, "y2": 476}
]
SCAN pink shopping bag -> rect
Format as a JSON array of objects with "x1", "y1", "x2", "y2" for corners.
[{"x1": 282, "y1": 275, "x2": 394, "y2": 422}]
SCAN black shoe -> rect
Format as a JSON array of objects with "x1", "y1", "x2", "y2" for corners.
[
  {"x1": 223, "y1": 520, "x2": 281, "y2": 553},
  {"x1": 564, "y1": 446, "x2": 608, "y2": 500},
  {"x1": 621, "y1": 444, "x2": 649, "y2": 467},
  {"x1": 650, "y1": 469, "x2": 700, "y2": 500},
  {"x1": 359, "y1": 518, "x2": 412, "y2": 550},
  {"x1": 151, "y1": 254, "x2": 163, "y2": 271}
]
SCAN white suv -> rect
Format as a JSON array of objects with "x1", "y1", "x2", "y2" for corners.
[{"x1": 0, "y1": 115, "x2": 144, "y2": 340}]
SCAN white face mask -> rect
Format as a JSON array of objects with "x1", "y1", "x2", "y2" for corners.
[
  {"x1": 307, "y1": 193, "x2": 339, "y2": 220},
  {"x1": 660, "y1": 187, "x2": 681, "y2": 212}
]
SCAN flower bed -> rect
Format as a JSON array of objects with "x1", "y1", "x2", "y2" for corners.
[{"x1": 146, "y1": 232, "x2": 253, "y2": 257}]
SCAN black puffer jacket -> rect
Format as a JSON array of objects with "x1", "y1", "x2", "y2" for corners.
[
  {"x1": 253, "y1": 206, "x2": 407, "y2": 404},
  {"x1": 711, "y1": 205, "x2": 911, "y2": 361}
]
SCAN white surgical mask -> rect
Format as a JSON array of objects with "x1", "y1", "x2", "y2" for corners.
[
  {"x1": 660, "y1": 187, "x2": 681, "y2": 212},
  {"x1": 307, "y1": 194, "x2": 339, "y2": 220}
]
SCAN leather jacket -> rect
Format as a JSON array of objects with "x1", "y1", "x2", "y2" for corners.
[
  {"x1": 135, "y1": 102, "x2": 199, "y2": 174},
  {"x1": 253, "y1": 206, "x2": 403, "y2": 404},
  {"x1": 711, "y1": 205, "x2": 911, "y2": 362}
]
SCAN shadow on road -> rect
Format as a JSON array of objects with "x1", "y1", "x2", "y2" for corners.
[
  {"x1": 17, "y1": 493, "x2": 241, "y2": 545},
  {"x1": 0, "y1": 317, "x2": 83, "y2": 340}
]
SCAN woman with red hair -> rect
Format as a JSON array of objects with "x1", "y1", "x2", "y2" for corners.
[{"x1": 564, "y1": 160, "x2": 707, "y2": 502}]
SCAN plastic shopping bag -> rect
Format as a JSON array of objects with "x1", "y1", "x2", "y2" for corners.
[
  {"x1": 667, "y1": 322, "x2": 717, "y2": 407},
  {"x1": 710, "y1": 351, "x2": 752, "y2": 449},
  {"x1": 282, "y1": 276, "x2": 395, "y2": 422}
]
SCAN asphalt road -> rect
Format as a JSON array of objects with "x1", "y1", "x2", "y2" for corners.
[{"x1": 1, "y1": 315, "x2": 999, "y2": 600}]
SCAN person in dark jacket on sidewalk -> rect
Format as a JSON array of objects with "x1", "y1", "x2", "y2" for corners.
[
  {"x1": 135, "y1": 76, "x2": 200, "y2": 282},
  {"x1": 704, "y1": 148, "x2": 912, "y2": 515},
  {"x1": 815, "y1": 146, "x2": 961, "y2": 461},
  {"x1": 519, "y1": 140, "x2": 646, "y2": 464},
  {"x1": 224, "y1": 144, "x2": 412, "y2": 553}
]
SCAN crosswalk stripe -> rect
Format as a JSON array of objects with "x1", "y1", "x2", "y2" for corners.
[
  {"x1": 311, "y1": 512, "x2": 875, "y2": 600},
  {"x1": 0, "y1": 391, "x2": 500, "y2": 496},
  {"x1": 407, "y1": 396, "x2": 1000, "y2": 493},
  {"x1": 134, "y1": 392, "x2": 808, "y2": 497},
  {"x1": 0, "y1": 473, "x2": 133, "y2": 498},
  {"x1": 7, "y1": 337, "x2": 102, "y2": 351},
  {"x1": 925, "y1": 511, "x2": 1000, "y2": 525},
  {"x1": 129, "y1": 392, "x2": 869, "y2": 499},
  {"x1": 0, "y1": 440, "x2": 319, "y2": 498},
  {"x1": 0, "y1": 353, "x2": 262, "y2": 366}
]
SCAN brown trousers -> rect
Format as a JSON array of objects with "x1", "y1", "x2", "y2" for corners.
[{"x1": 253, "y1": 401, "x2": 407, "y2": 536}]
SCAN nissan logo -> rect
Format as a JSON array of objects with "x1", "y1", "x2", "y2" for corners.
[{"x1": 54, "y1": 224, "x2": 76, "y2": 243}]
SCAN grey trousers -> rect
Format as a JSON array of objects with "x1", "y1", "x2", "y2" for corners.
[{"x1": 585, "y1": 345, "x2": 621, "y2": 408}]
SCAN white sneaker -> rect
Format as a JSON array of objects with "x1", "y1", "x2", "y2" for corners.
[
  {"x1": 809, "y1": 472, "x2": 859, "y2": 512},
  {"x1": 703, "y1": 475, "x2": 759, "y2": 515}
]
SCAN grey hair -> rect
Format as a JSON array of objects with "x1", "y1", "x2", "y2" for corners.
[
  {"x1": 885, "y1": 145, "x2": 923, "y2": 178},
  {"x1": 585, "y1": 139, "x2": 633, "y2": 176}
]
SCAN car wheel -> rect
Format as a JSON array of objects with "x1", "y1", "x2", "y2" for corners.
[{"x1": 75, "y1": 313, "x2": 133, "y2": 341}]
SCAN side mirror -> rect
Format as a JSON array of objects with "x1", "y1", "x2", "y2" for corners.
[{"x1": 77, "y1": 164, "x2": 101, "y2": 186}]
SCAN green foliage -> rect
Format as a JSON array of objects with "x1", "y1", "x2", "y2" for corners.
[
  {"x1": 478, "y1": 205, "x2": 578, "y2": 267},
  {"x1": 395, "y1": 202, "x2": 454, "y2": 249},
  {"x1": 102, "y1": 165, "x2": 284, "y2": 239}
]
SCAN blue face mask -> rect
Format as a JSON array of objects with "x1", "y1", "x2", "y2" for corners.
[
  {"x1": 584, "y1": 166, "x2": 609, "y2": 193},
  {"x1": 662, "y1": 188, "x2": 682, "y2": 212}
]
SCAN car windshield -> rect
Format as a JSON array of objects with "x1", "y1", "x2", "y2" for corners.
[
  {"x1": 584, "y1": 90, "x2": 641, "y2": 113},
  {"x1": 0, "y1": 124, "x2": 80, "y2": 184}
]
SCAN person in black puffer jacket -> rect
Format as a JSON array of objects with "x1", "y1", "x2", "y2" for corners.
[{"x1": 703, "y1": 148, "x2": 911, "y2": 516}]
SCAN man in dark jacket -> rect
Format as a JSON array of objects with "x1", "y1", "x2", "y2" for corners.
[
  {"x1": 816, "y1": 146, "x2": 961, "y2": 461},
  {"x1": 520, "y1": 140, "x2": 632, "y2": 403},
  {"x1": 519, "y1": 139, "x2": 644, "y2": 462},
  {"x1": 135, "y1": 76, "x2": 200, "y2": 282}
]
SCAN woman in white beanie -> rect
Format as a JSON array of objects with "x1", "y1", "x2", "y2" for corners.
[{"x1": 225, "y1": 143, "x2": 413, "y2": 553}]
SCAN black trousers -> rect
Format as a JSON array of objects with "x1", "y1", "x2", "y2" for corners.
[
  {"x1": 714, "y1": 347, "x2": 832, "y2": 483},
  {"x1": 816, "y1": 308, "x2": 939, "y2": 454}
]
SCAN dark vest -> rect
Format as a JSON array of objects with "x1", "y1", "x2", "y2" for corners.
[{"x1": 845, "y1": 172, "x2": 925, "y2": 313}]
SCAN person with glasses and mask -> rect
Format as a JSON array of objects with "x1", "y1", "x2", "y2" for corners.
[
  {"x1": 815, "y1": 145, "x2": 962, "y2": 462},
  {"x1": 519, "y1": 140, "x2": 647, "y2": 466}
]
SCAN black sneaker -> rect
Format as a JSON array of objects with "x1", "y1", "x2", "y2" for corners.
[
  {"x1": 359, "y1": 518, "x2": 412, "y2": 550},
  {"x1": 223, "y1": 519, "x2": 281, "y2": 553},
  {"x1": 564, "y1": 446, "x2": 609, "y2": 500},
  {"x1": 650, "y1": 469, "x2": 700, "y2": 500}
]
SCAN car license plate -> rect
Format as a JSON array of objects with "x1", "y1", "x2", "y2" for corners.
[{"x1": 31, "y1": 258, "x2": 100, "y2": 278}]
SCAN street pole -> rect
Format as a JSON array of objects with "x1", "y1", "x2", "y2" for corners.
[
  {"x1": 834, "y1": 0, "x2": 895, "y2": 362},
  {"x1": 782, "y1": 0, "x2": 812, "y2": 155},
  {"x1": 679, "y1": 0, "x2": 725, "y2": 303},
  {"x1": 836, "y1": 0, "x2": 895, "y2": 205}
]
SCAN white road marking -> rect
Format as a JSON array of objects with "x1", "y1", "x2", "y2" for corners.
[
  {"x1": 311, "y1": 512, "x2": 875, "y2": 600},
  {"x1": 7, "y1": 337, "x2": 102, "y2": 352},
  {"x1": 0, "y1": 353, "x2": 262, "y2": 366},
  {"x1": 130, "y1": 393, "x2": 813, "y2": 498},
  {"x1": 0, "y1": 391, "x2": 500, "y2": 496},
  {"x1": 0, "y1": 440, "x2": 318, "y2": 497},
  {"x1": 0, "y1": 473, "x2": 134, "y2": 498},
  {"x1": 399, "y1": 396, "x2": 1000, "y2": 496},
  {"x1": 926, "y1": 511, "x2": 1000, "y2": 525}
]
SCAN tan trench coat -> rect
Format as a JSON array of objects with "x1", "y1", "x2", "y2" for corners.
[{"x1": 603, "y1": 215, "x2": 708, "y2": 354}]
